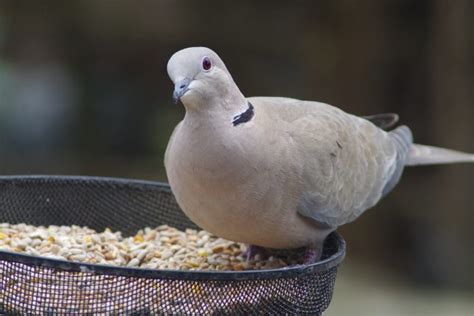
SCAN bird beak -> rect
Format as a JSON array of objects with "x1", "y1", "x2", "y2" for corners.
[{"x1": 173, "y1": 78, "x2": 192, "y2": 104}]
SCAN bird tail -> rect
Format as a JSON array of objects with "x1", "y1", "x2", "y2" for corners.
[{"x1": 406, "y1": 144, "x2": 474, "y2": 166}]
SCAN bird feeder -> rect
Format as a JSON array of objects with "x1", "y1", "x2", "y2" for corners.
[{"x1": 0, "y1": 176, "x2": 345, "y2": 315}]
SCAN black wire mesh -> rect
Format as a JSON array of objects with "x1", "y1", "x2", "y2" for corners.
[{"x1": 0, "y1": 176, "x2": 345, "y2": 315}]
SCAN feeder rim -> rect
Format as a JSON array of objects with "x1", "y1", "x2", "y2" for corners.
[{"x1": 0, "y1": 175, "x2": 346, "y2": 281}]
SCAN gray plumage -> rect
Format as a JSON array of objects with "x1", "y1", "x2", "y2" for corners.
[
  {"x1": 362, "y1": 113, "x2": 399, "y2": 130},
  {"x1": 165, "y1": 47, "x2": 474, "y2": 259}
]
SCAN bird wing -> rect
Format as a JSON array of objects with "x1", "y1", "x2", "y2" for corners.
[
  {"x1": 249, "y1": 97, "x2": 406, "y2": 228},
  {"x1": 362, "y1": 113, "x2": 399, "y2": 130}
]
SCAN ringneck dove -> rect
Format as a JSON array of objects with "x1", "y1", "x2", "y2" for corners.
[{"x1": 165, "y1": 47, "x2": 474, "y2": 263}]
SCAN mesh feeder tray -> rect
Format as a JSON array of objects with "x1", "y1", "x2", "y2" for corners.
[{"x1": 0, "y1": 176, "x2": 345, "y2": 315}]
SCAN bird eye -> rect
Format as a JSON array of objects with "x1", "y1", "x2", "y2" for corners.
[{"x1": 202, "y1": 56, "x2": 212, "y2": 71}]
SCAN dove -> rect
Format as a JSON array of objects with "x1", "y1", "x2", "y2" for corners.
[{"x1": 164, "y1": 47, "x2": 474, "y2": 263}]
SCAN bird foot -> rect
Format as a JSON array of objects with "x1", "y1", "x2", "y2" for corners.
[
  {"x1": 243, "y1": 245, "x2": 267, "y2": 261},
  {"x1": 303, "y1": 246, "x2": 322, "y2": 265}
]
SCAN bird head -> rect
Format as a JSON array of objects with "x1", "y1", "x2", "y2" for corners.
[{"x1": 167, "y1": 47, "x2": 240, "y2": 110}]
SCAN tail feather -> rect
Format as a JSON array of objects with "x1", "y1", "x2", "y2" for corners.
[{"x1": 406, "y1": 144, "x2": 474, "y2": 166}]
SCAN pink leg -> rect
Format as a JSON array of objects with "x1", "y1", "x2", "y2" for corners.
[
  {"x1": 303, "y1": 245, "x2": 323, "y2": 264},
  {"x1": 243, "y1": 245, "x2": 267, "y2": 261}
]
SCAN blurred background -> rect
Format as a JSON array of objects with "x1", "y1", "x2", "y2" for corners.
[{"x1": 0, "y1": 1, "x2": 472, "y2": 314}]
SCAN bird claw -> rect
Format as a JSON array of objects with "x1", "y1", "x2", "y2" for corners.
[
  {"x1": 243, "y1": 245, "x2": 266, "y2": 261},
  {"x1": 303, "y1": 246, "x2": 322, "y2": 265}
]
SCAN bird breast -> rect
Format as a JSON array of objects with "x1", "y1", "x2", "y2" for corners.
[{"x1": 165, "y1": 119, "x2": 316, "y2": 248}]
